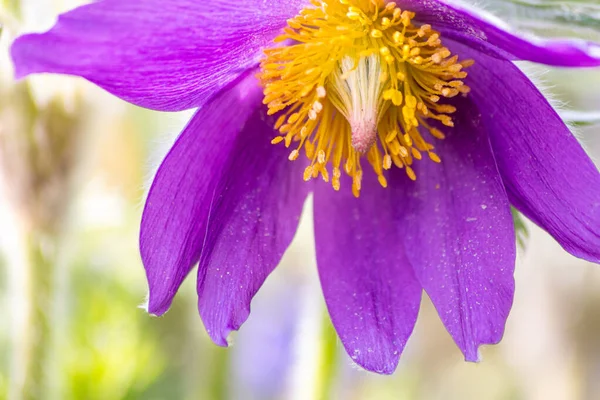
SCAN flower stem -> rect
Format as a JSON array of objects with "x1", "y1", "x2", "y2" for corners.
[
  {"x1": 314, "y1": 309, "x2": 339, "y2": 400},
  {"x1": 10, "y1": 231, "x2": 57, "y2": 400}
]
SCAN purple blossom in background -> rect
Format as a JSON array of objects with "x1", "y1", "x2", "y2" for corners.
[
  {"x1": 231, "y1": 279, "x2": 301, "y2": 400},
  {"x1": 11, "y1": 0, "x2": 600, "y2": 374}
]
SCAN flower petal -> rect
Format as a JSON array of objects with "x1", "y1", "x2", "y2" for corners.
[
  {"x1": 410, "y1": 0, "x2": 600, "y2": 67},
  {"x1": 455, "y1": 41, "x2": 600, "y2": 262},
  {"x1": 392, "y1": 98, "x2": 515, "y2": 361},
  {"x1": 196, "y1": 113, "x2": 310, "y2": 346},
  {"x1": 313, "y1": 175, "x2": 422, "y2": 374},
  {"x1": 140, "y1": 75, "x2": 262, "y2": 315},
  {"x1": 11, "y1": 0, "x2": 303, "y2": 111}
]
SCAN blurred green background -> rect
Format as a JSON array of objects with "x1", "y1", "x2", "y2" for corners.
[{"x1": 1, "y1": 1, "x2": 600, "y2": 399}]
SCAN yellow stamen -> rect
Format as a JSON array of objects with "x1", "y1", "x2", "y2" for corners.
[{"x1": 257, "y1": 0, "x2": 472, "y2": 196}]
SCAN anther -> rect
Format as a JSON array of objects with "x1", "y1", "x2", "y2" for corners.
[
  {"x1": 385, "y1": 130, "x2": 397, "y2": 143},
  {"x1": 318, "y1": 150, "x2": 326, "y2": 164},
  {"x1": 429, "y1": 152, "x2": 441, "y2": 163},
  {"x1": 411, "y1": 148, "x2": 422, "y2": 160},
  {"x1": 383, "y1": 155, "x2": 392, "y2": 170},
  {"x1": 289, "y1": 150, "x2": 300, "y2": 161},
  {"x1": 288, "y1": 113, "x2": 300, "y2": 123},
  {"x1": 393, "y1": 31, "x2": 403, "y2": 44},
  {"x1": 303, "y1": 166, "x2": 313, "y2": 181},
  {"x1": 371, "y1": 29, "x2": 383, "y2": 38},
  {"x1": 429, "y1": 128, "x2": 445, "y2": 139}
]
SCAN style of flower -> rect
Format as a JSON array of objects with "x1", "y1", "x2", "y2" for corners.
[{"x1": 11, "y1": 0, "x2": 600, "y2": 373}]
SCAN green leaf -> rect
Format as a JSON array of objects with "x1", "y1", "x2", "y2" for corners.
[
  {"x1": 560, "y1": 110, "x2": 600, "y2": 126},
  {"x1": 512, "y1": 207, "x2": 530, "y2": 250}
]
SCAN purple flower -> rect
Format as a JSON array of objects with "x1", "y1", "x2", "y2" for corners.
[{"x1": 11, "y1": 0, "x2": 600, "y2": 374}]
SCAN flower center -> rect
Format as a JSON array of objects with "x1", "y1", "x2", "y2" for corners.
[{"x1": 258, "y1": 0, "x2": 473, "y2": 197}]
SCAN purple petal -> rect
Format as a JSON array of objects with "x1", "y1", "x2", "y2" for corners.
[
  {"x1": 140, "y1": 75, "x2": 262, "y2": 315},
  {"x1": 455, "y1": 40, "x2": 600, "y2": 263},
  {"x1": 11, "y1": 0, "x2": 303, "y2": 111},
  {"x1": 392, "y1": 98, "x2": 515, "y2": 361},
  {"x1": 313, "y1": 175, "x2": 422, "y2": 374},
  {"x1": 196, "y1": 113, "x2": 310, "y2": 346},
  {"x1": 409, "y1": 0, "x2": 600, "y2": 67}
]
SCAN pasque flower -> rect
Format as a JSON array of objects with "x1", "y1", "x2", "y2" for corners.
[{"x1": 11, "y1": 0, "x2": 600, "y2": 373}]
